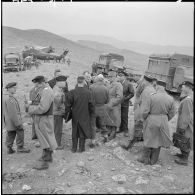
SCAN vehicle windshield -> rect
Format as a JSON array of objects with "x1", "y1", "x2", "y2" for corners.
[{"x1": 5, "y1": 57, "x2": 18, "y2": 63}]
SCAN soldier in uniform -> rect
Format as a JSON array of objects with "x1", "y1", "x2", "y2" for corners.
[
  {"x1": 3, "y1": 82, "x2": 30, "y2": 154},
  {"x1": 137, "y1": 80, "x2": 176, "y2": 165},
  {"x1": 121, "y1": 75, "x2": 156, "y2": 150},
  {"x1": 65, "y1": 76, "x2": 95, "y2": 153},
  {"x1": 117, "y1": 70, "x2": 135, "y2": 137},
  {"x1": 105, "y1": 69, "x2": 123, "y2": 141},
  {"x1": 53, "y1": 75, "x2": 67, "y2": 149},
  {"x1": 174, "y1": 81, "x2": 193, "y2": 166},
  {"x1": 89, "y1": 74, "x2": 110, "y2": 146},
  {"x1": 25, "y1": 76, "x2": 57, "y2": 170}
]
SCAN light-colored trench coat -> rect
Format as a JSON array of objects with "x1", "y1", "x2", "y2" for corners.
[
  {"x1": 28, "y1": 86, "x2": 57, "y2": 150},
  {"x1": 142, "y1": 88, "x2": 176, "y2": 148},
  {"x1": 106, "y1": 80, "x2": 123, "y2": 127},
  {"x1": 134, "y1": 84, "x2": 156, "y2": 122},
  {"x1": 176, "y1": 94, "x2": 193, "y2": 150}
]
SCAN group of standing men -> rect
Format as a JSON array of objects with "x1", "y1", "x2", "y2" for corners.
[{"x1": 3, "y1": 67, "x2": 193, "y2": 170}]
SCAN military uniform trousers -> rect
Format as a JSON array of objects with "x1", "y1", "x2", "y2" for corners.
[
  {"x1": 6, "y1": 129, "x2": 24, "y2": 148},
  {"x1": 120, "y1": 106, "x2": 129, "y2": 133},
  {"x1": 54, "y1": 115, "x2": 64, "y2": 146},
  {"x1": 31, "y1": 115, "x2": 38, "y2": 140}
]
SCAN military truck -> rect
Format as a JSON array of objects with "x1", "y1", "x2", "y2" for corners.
[
  {"x1": 3, "y1": 53, "x2": 24, "y2": 72},
  {"x1": 145, "y1": 54, "x2": 193, "y2": 94},
  {"x1": 92, "y1": 53, "x2": 125, "y2": 74}
]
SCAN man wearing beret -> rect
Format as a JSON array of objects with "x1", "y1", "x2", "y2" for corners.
[
  {"x1": 53, "y1": 75, "x2": 67, "y2": 149},
  {"x1": 174, "y1": 81, "x2": 193, "y2": 166},
  {"x1": 137, "y1": 80, "x2": 176, "y2": 165},
  {"x1": 117, "y1": 71, "x2": 134, "y2": 137},
  {"x1": 105, "y1": 69, "x2": 123, "y2": 141},
  {"x1": 3, "y1": 82, "x2": 30, "y2": 154},
  {"x1": 65, "y1": 76, "x2": 95, "y2": 153},
  {"x1": 25, "y1": 76, "x2": 57, "y2": 170},
  {"x1": 48, "y1": 69, "x2": 69, "y2": 93}
]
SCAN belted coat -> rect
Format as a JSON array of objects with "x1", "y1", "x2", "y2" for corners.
[{"x1": 142, "y1": 88, "x2": 176, "y2": 148}]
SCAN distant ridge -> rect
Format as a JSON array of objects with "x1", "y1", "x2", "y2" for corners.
[{"x1": 3, "y1": 26, "x2": 148, "y2": 70}]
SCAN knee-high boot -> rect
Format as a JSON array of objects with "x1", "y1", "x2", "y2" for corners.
[{"x1": 150, "y1": 147, "x2": 161, "y2": 165}]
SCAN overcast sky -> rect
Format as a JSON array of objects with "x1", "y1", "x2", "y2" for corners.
[{"x1": 2, "y1": 2, "x2": 194, "y2": 47}]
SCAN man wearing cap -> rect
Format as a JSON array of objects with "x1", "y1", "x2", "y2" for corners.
[
  {"x1": 105, "y1": 69, "x2": 123, "y2": 141},
  {"x1": 121, "y1": 75, "x2": 156, "y2": 150},
  {"x1": 174, "y1": 81, "x2": 193, "y2": 166},
  {"x1": 117, "y1": 70, "x2": 134, "y2": 137},
  {"x1": 3, "y1": 82, "x2": 30, "y2": 154},
  {"x1": 65, "y1": 76, "x2": 95, "y2": 153},
  {"x1": 53, "y1": 75, "x2": 67, "y2": 149},
  {"x1": 89, "y1": 74, "x2": 109, "y2": 146},
  {"x1": 137, "y1": 80, "x2": 176, "y2": 165},
  {"x1": 25, "y1": 76, "x2": 57, "y2": 170}
]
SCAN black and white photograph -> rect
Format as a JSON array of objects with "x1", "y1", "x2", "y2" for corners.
[{"x1": 1, "y1": 1, "x2": 194, "y2": 194}]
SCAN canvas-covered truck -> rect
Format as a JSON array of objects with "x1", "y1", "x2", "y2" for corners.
[
  {"x1": 3, "y1": 53, "x2": 24, "y2": 72},
  {"x1": 92, "y1": 53, "x2": 125, "y2": 74},
  {"x1": 144, "y1": 54, "x2": 193, "y2": 94}
]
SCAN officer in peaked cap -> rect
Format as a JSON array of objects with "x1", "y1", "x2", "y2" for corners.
[
  {"x1": 32, "y1": 76, "x2": 45, "y2": 83},
  {"x1": 182, "y1": 81, "x2": 193, "y2": 90},
  {"x1": 143, "y1": 74, "x2": 154, "y2": 83},
  {"x1": 174, "y1": 79, "x2": 193, "y2": 166},
  {"x1": 5, "y1": 82, "x2": 17, "y2": 89}
]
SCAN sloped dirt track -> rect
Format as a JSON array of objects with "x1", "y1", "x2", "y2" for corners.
[{"x1": 2, "y1": 62, "x2": 193, "y2": 194}]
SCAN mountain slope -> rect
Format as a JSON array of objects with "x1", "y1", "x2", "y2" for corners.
[
  {"x1": 3, "y1": 26, "x2": 148, "y2": 71},
  {"x1": 64, "y1": 34, "x2": 193, "y2": 56},
  {"x1": 3, "y1": 26, "x2": 102, "y2": 67}
]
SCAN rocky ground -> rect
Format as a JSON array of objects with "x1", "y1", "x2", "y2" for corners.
[{"x1": 2, "y1": 62, "x2": 193, "y2": 194}]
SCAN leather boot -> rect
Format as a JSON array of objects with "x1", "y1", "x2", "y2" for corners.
[
  {"x1": 137, "y1": 147, "x2": 151, "y2": 165},
  {"x1": 108, "y1": 127, "x2": 116, "y2": 141},
  {"x1": 71, "y1": 138, "x2": 78, "y2": 153},
  {"x1": 7, "y1": 147, "x2": 15, "y2": 154},
  {"x1": 120, "y1": 138, "x2": 136, "y2": 150},
  {"x1": 175, "y1": 151, "x2": 189, "y2": 166},
  {"x1": 150, "y1": 147, "x2": 161, "y2": 165},
  {"x1": 78, "y1": 138, "x2": 85, "y2": 153},
  {"x1": 39, "y1": 149, "x2": 53, "y2": 162},
  {"x1": 17, "y1": 146, "x2": 30, "y2": 153}
]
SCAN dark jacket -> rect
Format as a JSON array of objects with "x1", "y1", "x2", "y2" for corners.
[
  {"x1": 65, "y1": 87, "x2": 95, "y2": 139},
  {"x1": 121, "y1": 79, "x2": 134, "y2": 107}
]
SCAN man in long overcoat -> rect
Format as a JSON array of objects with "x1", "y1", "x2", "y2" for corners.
[
  {"x1": 65, "y1": 76, "x2": 95, "y2": 153},
  {"x1": 137, "y1": 80, "x2": 176, "y2": 165},
  {"x1": 26, "y1": 76, "x2": 57, "y2": 170},
  {"x1": 105, "y1": 69, "x2": 123, "y2": 141},
  {"x1": 89, "y1": 74, "x2": 109, "y2": 145},
  {"x1": 3, "y1": 82, "x2": 30, "y2": 154},
  {"x1": 117, "y1": 71, "x2": 134, "y2": 137},
  {"x1": 121, "y1": 75, "x2": 156, "y2": 150},
  {"x1": 174, "y1": 81, "x2": 193, "y2": 166}
]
